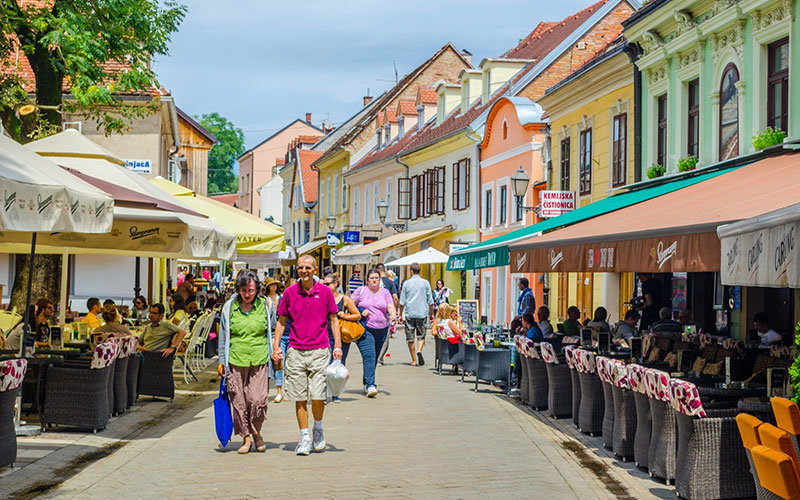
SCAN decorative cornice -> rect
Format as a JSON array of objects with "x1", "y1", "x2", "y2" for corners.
[
  {"x1": 640, "y1": 30, "x2": 666, "y2": 56},
  {"x1": 645, "y1": 63, "x2": 670, "y2": 88},
  {"x1": 711, "y1": 20, "x2": 746, "y2": 62},
  {"x1": 752, "y1": 0, "x2": 794, "y2": 31},
  {"x1": 673, "y1": 9, "x2": 699, "y2": 37}
]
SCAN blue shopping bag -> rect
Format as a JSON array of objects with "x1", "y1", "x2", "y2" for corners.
[{"x1": 213, "y1": 378, "x2": 233, "y2": 447}]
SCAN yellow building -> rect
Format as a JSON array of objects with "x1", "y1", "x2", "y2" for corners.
[{"x1": 537, "y1": 40, "x2": 636, "y2": 325}]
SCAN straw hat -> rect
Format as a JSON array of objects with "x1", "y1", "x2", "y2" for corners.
[{"x1": 264, "y1": 277, "x2": 280, "y2": 290}]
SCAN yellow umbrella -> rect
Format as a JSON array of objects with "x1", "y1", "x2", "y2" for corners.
[{"x1": 149, "y1": 177, "x2": 285, "y2": 254}]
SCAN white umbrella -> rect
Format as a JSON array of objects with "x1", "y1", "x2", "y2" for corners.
[{"x1": 387, "y1": 247, "x2": 450, "y2": 266}]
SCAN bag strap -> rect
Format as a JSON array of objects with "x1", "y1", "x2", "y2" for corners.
[{"x1": 219, "y1": 377, "x2": 227, "y2": 397}]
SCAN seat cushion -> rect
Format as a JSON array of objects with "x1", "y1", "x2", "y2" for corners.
[
  {"x1": 752, "y1": 445, "x2": 800, "y2": 500},
  {"x1": 773, "y1": 397, "x2": 800, "y2": 435},
  {"x1": 736, "y1": 413, "x2": 763, "y2": 450}
]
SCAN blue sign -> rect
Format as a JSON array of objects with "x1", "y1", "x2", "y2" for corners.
[{"x1": 343, "y1": 231, "x2": 360, "y2": 243}]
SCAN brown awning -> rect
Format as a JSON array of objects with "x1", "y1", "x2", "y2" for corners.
[{"x1": 510, "y1": 151, "x2": 800, "y2": 273}]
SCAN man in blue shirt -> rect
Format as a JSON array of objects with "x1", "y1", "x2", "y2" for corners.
[
  {"x1": 517, "y1": 278, "x2": 536, "y2": 317},
  {"x1": 522, "y1": 313, "x2": 543, "y2": 340}
]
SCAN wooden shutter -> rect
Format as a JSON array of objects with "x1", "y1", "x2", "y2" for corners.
[
  {"x1": 398, "y1": 177, "x2": 410, "y2": 220},
  {"x1": 464, "y1": 159, "x2": 471, "y2": 209},
  {"x1": 436, "y1": 166, "x2": 445, "y2": 214},
  {"x1": 452, "y1": 162, "x2": 459, "y2": 210}
]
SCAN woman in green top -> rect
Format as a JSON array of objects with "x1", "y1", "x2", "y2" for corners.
[{"x1": 218, "y1": 269, "x2": 271, "y2": 454}]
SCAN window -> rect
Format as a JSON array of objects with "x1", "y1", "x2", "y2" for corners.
[
  {"x1": 303, "y1": 220, "x2": 310, "y2": 244},
  {"x1": 657, "y1": 95, "x2": 668, "y2": 168},
  {"x1": 352, "y1": 187, "x2": 360, "y2": 226},
  {"x1": 398, "y1": 177, "x2": 410, "y2": 220},
  {"x1": 502, "y1": 121, "x2": 508, "y2": 140},
  {"x1": 767, "y1": 38, "x2": 789, "y2": 133},
  {"x1": 514, "y1": 194, "x2": 523, "y2": 222},
  {"x1": 341, "y1": 178, "x2": 347, "y2": 211},
  {"x1": 452, "y1": 159, "x2": 470, "y2": 210},
  {"x1": 579, "y1": 128, "x2": 592, "y2": 195},
  {"x1": 417, "y1": 106, "x2": 424, "y2": 128},
  {"x1": 319, "y1": 183, "x2": 324, "y2": 219},
  {"x1": 364, "y1": 185, "x2": 371, "y2": 225},
  {"x1": 499, "y1": 184, "x2": 507, "y2": 225},
  {"x1": 719, "y1": 63, "x2": 740, "y2": 161},
  {"x1": 386, "y1": 179, "x2": 393, "y2": 223},
  {"x1": 294, "y1": 184, "x2": 301, "y2": 210},
  {"x1": 484, "y1": 189, "x2": 493, "y2": 227},
  {"x1": 612, "y1": 113, "x2": 627, "y2": 187},
  {"x1": 398, "y1": 116, "x2": 405, "y2": 137},
  {"x1": 373, "y1": 182, "x2": 380, "y2": 223},
  {"x1": 435, "y1": 167, "x2": 445, "y2": 214},
  {"x1": 327, "y1": 178, "x2": 332, "y2": 217},
  {"x1": 376, "y1": 129, "x2": 382, "y2": 149},
  {"x1": 410, "y1": 176, "x2": 419, "y2": 220},
  {"x1": 334, "y1": 174, "x2": 340, "y2": 214},
  {"x1": 687, "y1": 79, "x2": 699, "y2": 157},
  {"x1": 416, "y1": 174, "x2": 425, "y2": 218},
  {"x1": 559, "y1": 138, "x2": 570, "y2": 191},
  {"x1": 426, "y1": 169, "x2": 436, "y2": 216}
]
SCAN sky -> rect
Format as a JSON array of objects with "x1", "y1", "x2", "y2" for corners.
[{"x1": 153, "y1": 0, "x2": 594, "y2": 151}]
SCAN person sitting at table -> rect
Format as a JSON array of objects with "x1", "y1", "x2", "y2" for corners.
[
  {"x1": 169, "y1": 293, "x2": 188, "y2": 326},
  {"x1": 132, "y1": 295, "x2": 149, "y2": 318},
  {"x1": 650, "y1": 307, "x2": 682, "y2": 339},
  {"x1": 93, "y1": 304, "x2": 132, "y2": 344},
  {"x1": 82, "y1": 297, "x2": 102, "y2": 329},
  {"x1": 586, "y1": 307, "x2": 611, "y2": 333},
  {"x1": 177, "y1": 274, "x2": 196, "y2": 303},
  {"x1": 559, "y1": 306, "x2": 581, "y2": 337},
  {"x1": 678, "y1": 308, "x2": 696, "y2": 331},
  {"x1": 438, "y1": 304, "x2": 462, "y2": 344},
  {"x1": 522, "y1": 313, "x2": 543, "y2": 340},
  {"x1": 139, "y1": 303, "x2": 187, "y2": 357},
  {"x1": 103, "y1": 299, "x2": 115, "y2": 308},
  {"x1": 752, "y1": 312, "x2": 782, "y2": 346},
  {"x1": 5, "y1": 299, "x2": 54, "y2": 351},
  {"x1": 536, "y1": 306, "x2": 554, "y2": 338},
  {"x1": 613, "y1": 309, "x2": 640, "y2": 341}
]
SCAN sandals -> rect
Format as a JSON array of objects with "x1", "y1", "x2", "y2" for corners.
[
  {"x1": 254, "y1": 435, "x2": 266, "y2": 452},
  {"x1": 273, "y1": 393, "x2": 284, "y2": 403},
  {"x1": 237, "y1": 441, "x2": 252, "y2": 454}
]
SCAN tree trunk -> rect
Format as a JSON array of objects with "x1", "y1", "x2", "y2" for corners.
[{"x1": 9, "y1": 253, "x2": 62, "y2": 315}]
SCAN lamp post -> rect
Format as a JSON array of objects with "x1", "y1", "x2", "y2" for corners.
[
  {"x1": 326, "y1": 216, "x2": 336, "y2": 232},
  {"x1": 510, "y1": 166, "x2": 538, "y2": 214},
  {"x1": 376, "y1": 199, "x2": 405, "y2": 232}
]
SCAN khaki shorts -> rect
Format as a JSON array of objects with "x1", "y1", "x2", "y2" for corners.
[
  {"x1": 405, "y1": 317, "x2": 427, "y2": 342},
  {"x1": 284, "y1": 347, "x2": 330, "y2": 401}
]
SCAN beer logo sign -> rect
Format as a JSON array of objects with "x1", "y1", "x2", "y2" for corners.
[
  {"x1": 550, "y1": 249, "x2": 563, "y2": 269},
  {"x1": 129, "y1": 226, "x2": 160, "y2": 241},
  {"x1": 653, "y1": 240, "x2": 677, "y2": 269},
  {"x1": 4, "y1": 190, "x2": 16, "y2": 212},
  {"x1": 37, "y1": 193, "x2": 53, "y2": 214},
  {"x1": 515, "y1": 252, "x2": 527, "y2": 271}
]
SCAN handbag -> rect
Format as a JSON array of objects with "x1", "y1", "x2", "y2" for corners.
[
  {"x1": 340, "y1": 318, "x2": 365, "y2": 343},
  {"x1": 213, "y1": 378, "x2": 233, "y2": 447}
]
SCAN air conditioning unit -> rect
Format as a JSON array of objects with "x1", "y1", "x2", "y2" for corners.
[{"x1": 62, "y1": 121, "x2": 82, "y2": 133}]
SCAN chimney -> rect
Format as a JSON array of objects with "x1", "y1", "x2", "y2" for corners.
[
  {"x1": 305, "y1": 113, "x2": 312, "y2": 124},
  {"x1": 461, "y1": 49, "x2": 473, "y2": 66},
  {"x1": 363, "y1": 95, "x2": 373, "y2": 107}
]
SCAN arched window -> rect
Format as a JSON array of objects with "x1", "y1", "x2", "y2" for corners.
[{"x1": 719, "y1": 63, "x2": 739, "y2": 160}]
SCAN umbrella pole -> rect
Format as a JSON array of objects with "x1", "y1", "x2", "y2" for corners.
[
  {"x1": 134, "y1": 257, "x2": 141, "y2": 298},
  {"x1": 19, "y1": 233, "x2": 36, "y2": 358}
]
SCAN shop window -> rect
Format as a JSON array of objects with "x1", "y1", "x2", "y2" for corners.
[
  {"x1": 687, "y1": 79, "x2": 699, "y2": 157},
  {"x1": 657, "y1": 94, "x2": 667, "y2": 169},
  {"x1": 579, "y1": 128, "x2": 592, "y2": 195},
  {"x1": 612, "y1": 113, "x2": 627, "y2": 187},
  {"x1": 559, "y1": 138, "x2": 570, "y2": 191},
  {"x1": 767, "y1": 37, "x2": 789, "y2": 133},
  {"x1": 719, "y1": 63, "x2": 740, "y2": 161},
  {"x1": 576, "y1": 272, "x2": 593, "y2": 322}
]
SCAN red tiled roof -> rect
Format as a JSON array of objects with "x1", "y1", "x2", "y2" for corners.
[
  {"x1": 398, "y1": 99, "x2": 417, "y2": 115},
  {"x1": 385, "y1": 107, "x2": 398, "y2": 123},
  {"x1": 349, "y1": 123, "x2": 420, "y2": 172},
  {"x1": 418, "y1": 87, "x2": 437, "y2": 105},
  {"x1": 275, "y1": 158, "x2": 286, "y2": 166},
  {"x1": 502, "y1": 0, "x2": 609, "y2": 61},
  {"x1": 209, "y1": 193, "x2": 240, "y2": 208},
  {"x1": 297, "y1": 149, "x2": 323, "y2": 204},
  {"x1": 377, "y1": 114, "x2": 385, "y2": 127},
  {"x1": 298, "y1": 135, "x2": 324, "y2": 144}
]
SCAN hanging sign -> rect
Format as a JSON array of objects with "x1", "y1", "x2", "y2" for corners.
[
  {"x1": 326, "y1": 232, "x2": 341, "y2": 247},
  {"x1": 343, "y1": 230, "x2": 360, "y2": 243},
  {"x1": 539, "y1": 191, "x2": 576, "y2": 218}
]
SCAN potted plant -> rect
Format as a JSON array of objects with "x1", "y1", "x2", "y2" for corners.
[
  {"x1": 790, "y1": 321, "x2": 800, "y2": 403},
  {"x1": 646, "y1": 163, "x2": 665, "y2": 179},
  {"x1": 752, "y1": 127, "x2": 787, "y2": 151},
  {"x1": 677, "y1": 156, "x2": 698, "y2": 172}
]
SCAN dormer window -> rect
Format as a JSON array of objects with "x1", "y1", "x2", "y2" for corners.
[
  {"x1": 376, "y1": 128, "x2": 382, "y2": 149},
  {"x1": 398, "y1": 116, "x2": 405, "y2": 137},
  {"x1": 384, "y1": 124, "x2": 391, "y2": 144},
  {"x1": 417, "y1": 105, "x2": 424, "y2": 128}
]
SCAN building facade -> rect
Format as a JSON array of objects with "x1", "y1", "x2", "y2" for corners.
[{"x1": 176, "y1": 108, "x2": 217, "y2": 196}]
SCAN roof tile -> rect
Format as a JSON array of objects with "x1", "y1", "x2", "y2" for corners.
[
  {"x1": 398, "y1": 99, "x2": 417, "y2": 115},
  {"x1": 418, "y1": 87, "x2": 437, "y2": 105},
  {"x1": 297, "y1": 149, "x2": 323, "y2": 203}
]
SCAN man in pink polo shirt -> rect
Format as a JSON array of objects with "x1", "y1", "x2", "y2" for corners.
[{"x1": 273, "y1": 254, "x2": 342, "y2": 456}]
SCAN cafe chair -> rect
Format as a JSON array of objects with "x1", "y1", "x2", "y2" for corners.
[
  {"x1": 515, "y1": 336, "x2": 530, "y2": 404},
  {"x1": 627, "y1": 363, "x2": 651, "y2": 468},
  {"x1": 125, "y1": 337, "x2": 141, "y2": 409},
  {"x1": 541, "y1": 342, "x2": 570, "y2": 418},
  {"x1": 644, "y1": 368, "x2": 677, "y2": 484},
  {"x1": 610, "y1": 359, "x2": 636, "y2": 461},
  {"x1": 460, "y1": 334, "x2": 478, "y2": 383},
  {"x1": 472, "y1": 333, "x2": 512, "y2": 394},
  {"x1": 596, "y1": 356, "x2": 615, "y2": 449},
  {"x1": 43, "y1": 342, "x2": 119, "y2": 432},
  {"x1": 751, "y1": 445, "x2": 800, "y2": 500},
  {"x1": 759, "y1": 423, "x2": 800, "y2": 473},
  {"x1": 575, "y1": 349, "x2": 604, "y2": 436},
  {"x1": 176, "y1": 312, "x2": 206, "y2": 384},
  {"x1": 669, "y1": 378, "x2": 754, "y2": 500},
  {"x1": 564, "y1": 346, "x2": 582, "y2": 429},
  {"x1": 0, "y1": 359, "x2": 27, "y2": 468},
  {"x1": 438, "y1": 333, "x2": 464, "y2": 376},
  {"x1": 527, "y1": 342, "x2": 548, "y2": 410},
  {"x1": 138, "y1": 349, "x2": 177, "y2": 401},
  {"x1": 106, "y1": 337, "x2": 130, "y2": 416},
  {"x1": 736, "y1": 414, "x2": 784, "y2": 500},
  {"x1": 772, "y1": 397, "x2": 800, "y2": 461}
]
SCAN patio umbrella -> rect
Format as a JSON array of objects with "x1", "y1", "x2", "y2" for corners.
[
  {"x1": 0, "y1": 132, "x2": 113, "y2": 356},
  {"x1": 386, "y1": 247, "x2": 450, "y2": 266}
]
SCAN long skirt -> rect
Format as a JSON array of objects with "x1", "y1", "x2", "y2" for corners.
[{"x1": 227, "y1": 363, "x2": 269, "y2": 437}]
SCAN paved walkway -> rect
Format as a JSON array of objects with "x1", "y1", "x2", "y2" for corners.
[{"x1": 5, "y1": 333, "x2": 675, "y2": 499}]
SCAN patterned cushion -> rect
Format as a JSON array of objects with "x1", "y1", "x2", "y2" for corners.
[
  {"x1": 610, "y1": 360, "x2": 629, "y2": 389},
  {"x1": 91, "y1": 341, "x2": 120, "y2": 369},
  {"x1": 643, "y1": 333, "x2": 657, "y2": 358},
  {"x1": 0, "y1": 358, "x2": 27, "y2": 392},
  {"x1": 460, "y1": 330, "x2": 471, "y2": 344},
  {"x1": 528, "y1": 342, "x2": 541, "y2": 359},
  {"x1": 643, "y1": 368, "x2": 671, "y2": 402},
  {"x1": 106, "y1": 337, "x2": 128, "y2": 358},
  {"x1": 771, "y1": 345, "x2": 794, "y2": 359},
  {"x1": 721, "y1": 338, "x2": 744, "y2": 352},
  {"x1": 683, "y1": 332, "x2": 700, "y2": 344},
  {"x1": 574, "y1": 349, "x2": 596, "y2": 374},
  {"x1": 627, "y1": 363, "x2": 647, "y2": 394},
  {"x1": 699, "y1": 333, "x2": 713, "y2": 347},
  {"x1": 564, "y1": 345, "x2": 577, "y2": 369},
  {"x1": 596, "y1": 356, "x2": 610, "y2": 383},
  {"x1": 126, "y1": 336, "x2": 141, "y2": 356},
  {"x1": 562, "y1": 336, "x2": 580, "y2": 344},
  {"x1": 540, "y1": 342, "x2": 558, "y2": 364},
  {"x1": 668, "y1": 378, "x2": 707, "y2": 417},
  {"x1": 474, "y1": 332, "x2": 485, "y2": 351}
]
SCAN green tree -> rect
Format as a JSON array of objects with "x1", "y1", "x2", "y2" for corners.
[
  {"x1": 198, "y1": 112, "x2": 244, "y2": 195},
  {"x1": 0, "y1": 0, "x2": 185, "y2": 313}
]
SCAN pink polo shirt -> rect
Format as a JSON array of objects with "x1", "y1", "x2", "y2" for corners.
[{"x1": 278, "y1": 281, "x2": 337, "y2": 350}]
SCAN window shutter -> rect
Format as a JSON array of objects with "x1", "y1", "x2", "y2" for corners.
[
  {"x1": 452, "y1": 162, "x2": 459, "y2": 210},
  {"x1": 436, "y1": 166, "x2": 445, "y2": 214},
  {"x1": 398, "y1": 177, "x2": 410, "y2": 220},
  {"x1": 464, "y1": 159, "x2": 471, "y2": 209}
]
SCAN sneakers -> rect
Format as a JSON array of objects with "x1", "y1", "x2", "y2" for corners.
[
  {"x1": 332, "y1": 396, "x2": 341, "y2": 403},
  {"x1": 312, "y1": 428, "x2": 326, "y2": 452},
  {"x1": 417, "y1": 352, "x2": 425, "y2": 366},
  {"x1": 295, "y1": 438, "x2": 312, "y2": 456},
  {"x1": 366, "y1": 385, "x2": 378, "y2": 398}
]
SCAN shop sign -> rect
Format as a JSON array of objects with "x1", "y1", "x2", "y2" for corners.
[
  {"x1": 343, "y1": 230, "x2": 360, "y2": 243},
  {"x1": 447, "y1": 246, "x2": 510, "y2": 271},
  {"x1": 363, "y1": 235, "x2": 378, "y2": 244},
  {"x1": 326, "y1": 232, "x2": 341, "y2": 246},
  {"x1": 124, "y1": 159, "x2": 152, "y2": 175},
  {"x1": 539, "y1": 191, "x2": 576, "y2": 218}
]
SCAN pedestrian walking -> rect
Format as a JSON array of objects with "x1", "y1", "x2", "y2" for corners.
[
  {"x1": 272, "y1": 255, "x2": 342, "y2": 456},
  {"x1": 398, "y1": 263, "x2": 433, "y2": 366},
  {"x1": 351, "y1": 268, "x2": 397, "y2": 397},
  {"x1": 433, "y1": 279, "x2": 452, "y2": 315},
  {"x1": 217, "y1": 269, "x2": 272, "y2": 454},
  {"x1": 376, "y1": 263, "x2": 399, "y2": 366},
  {"x1": 264, "y1": 278, "x2": 287, "y2": 403}
]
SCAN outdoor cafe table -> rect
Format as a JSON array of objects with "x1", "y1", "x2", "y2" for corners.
[{"x1": 64, "y1": 342, "x2": 91, "y2": 352}]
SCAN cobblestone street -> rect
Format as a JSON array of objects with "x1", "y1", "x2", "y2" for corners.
[{"x1": 5, "y1": 336, "x2": 672, "y2": 499}]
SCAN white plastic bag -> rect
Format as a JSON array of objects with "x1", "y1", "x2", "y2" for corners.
[{"x1": 326, "y1": 360, "x2": 349, "y2": 397}]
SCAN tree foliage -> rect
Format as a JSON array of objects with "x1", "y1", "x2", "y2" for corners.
[
  {"x1": 0, "y1": 0, "x2": 186, "y2": 142},
  {"x1": 198, "y1": 112, "x2": 244, "y2": 195}
]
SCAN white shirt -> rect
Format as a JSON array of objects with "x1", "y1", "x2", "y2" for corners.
[{"x1": 760, "y1": 329, "x2": 781, "y2": 345}]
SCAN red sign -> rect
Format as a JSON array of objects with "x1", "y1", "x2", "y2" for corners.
[{"x1": 539, "y1": 190, "x2": 576, "y2": 218}]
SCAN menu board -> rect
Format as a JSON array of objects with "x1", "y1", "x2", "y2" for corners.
[
  {"x1": 768, "y1": 368, "x2": 788, "y2": 397},
  {"x1": 678, "y1": 350, "x2": 693, "y2": 374},
  {"x1": 457, "y1": 300, "x2": 479, "y2": 332},
  {"x1": 580, "y1": 328, "x2": 593, "y2": 348},
  {"x1": 629, "y1": 337, "x2": 642, "y2": 360},
  {"x1": 597, "y1": 332, "x2": 610, "y2": 353}
]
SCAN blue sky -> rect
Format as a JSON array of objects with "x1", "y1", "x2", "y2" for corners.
[{"x1": 153, "y1": 0, "x2": 593, "y2": 150}]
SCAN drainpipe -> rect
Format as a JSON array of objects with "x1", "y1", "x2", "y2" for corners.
[
  {"x1": 625, "y1": 43, "x2": 643, "y2": 183},
  {"x1": 466, "y1": 128, "x2": 482, "y2": 301}
]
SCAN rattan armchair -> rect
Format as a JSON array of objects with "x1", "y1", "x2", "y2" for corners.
[
  {"x1": 627, "y1": 363, "x2": 651, "y2": 469},
  {"x1": 609, "y1": 359, "x2": 636, "y2": 461},
  {"x1": 137, "y1": 349, "x2": 176, "y2": 400},
  {"x1": 644, "y1": 367, "x2": 677, "y2": 484},
  {"x1": 596, "y1": 356, "x2": 615, "y2": 448},
  {"x1": 0, "y1": 359, "x2": 27, "y2": 468},
  {"x1": 527, "y1": 342, "x2": 548, "y2": 410},
  {"x1": 565, "y1": 346, "x2": 581, "y2": 429},
  {"x1": 575, "y1": 349, "x2": 604, "y2": 436},
  {"x1": 541, "y1": 342, "x2": 570, "y2": 418}
]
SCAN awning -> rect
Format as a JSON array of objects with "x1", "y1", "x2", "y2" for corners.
[
  {"x1": 296, "y1": 238, "x2": 327, "y2": 256},
  {"x1": 332, "y1": 227, "x2": 449, "y2": 265},
  {"x1": 446, "y1": 166, "x2": 740, "y2": 271},
  {"x1": 388, "y1": 247, "x2": 449, "y2": 266},
  {"x1": 718, "y1": 203, "x2": 800, "y2": 287},
  {"x1": 508, "y1": 152, "x2": 800, "y2": 273}
]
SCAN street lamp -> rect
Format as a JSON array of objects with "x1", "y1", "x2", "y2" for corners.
[
  {"x1": 326, "y1": 216, "x2": 336, "y2": 231},
  {"x1": 510, "y1": 166, "x2": 538, "y2": 214},
  {"x1": 376, "y1": 199, "x2": 405, "y2": 232}
]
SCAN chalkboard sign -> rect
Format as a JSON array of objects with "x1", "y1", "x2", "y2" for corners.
[
  {"x1": 457, "y1": 300, "x2": 479, "y2": 332},
  {"x1": 580, "y1": 328, "x2": 593, "y2": 348},
  {"x1": 597, "y1": 332, "x2": 610, "y2": 353},
  {"x1": 629, "y1": 337, "x2": 642, "y2": 360},
  {"x1": 678, "y1": 349, "x2": 693, "y2": 374}
]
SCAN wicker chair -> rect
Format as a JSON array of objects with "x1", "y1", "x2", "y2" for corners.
[
  {"x1": 596, "y1": 356, "x2": 615, "y2": 449},
  {"x1": 735, "y1": 413, "x2": 783, "y2": 500},
  {"x1": 433, "y1": 335, "x2": 441, "y2": 371},
  {"x1": 472, "y1": 334, "x2": 511, "y2": 394},
  {"x1": 527, "y1": 342, "x2": 548, "y2": 410},
  {"x1": 645, "y1": 368, "x2": 677, "y2": 483},
  {"x1": 106, "y1": 337, "x2": 130, "y2": 416},
  {"x1": 669, "y1": 378, "x2": 754, "y2": 500},
  {"x1": 42, "y1": 342, "x2": 119, "y2": 432},
  {"x1": 575, "y1": 349, "x2": 604, "y2": 436},
  {"x1": 751, "y1": 445, "x2": 800, "y2": 500},
  {"x1": 438, "y1": 338, "x2": 464, "y2": 375},
  {"x1": 542, "y1": 342, "x2": 571, "y2": 418},
  {"x1": 516, "y1": 336, "x2": 530, "y2": 404},
  {"x1": 609, "y1": 359, "x2": 636, "y2": 461},
  {"x1": 137, "y1": 349, "x2": 176, "y2": 400},
  {"x1": 627, "y1": 363, "x2": 651, "y2": 469},
  {"x1": 461, "y1": 342, "x2": 478, "y2": 383},
  {"x1": 126, "y1": 352, "x2": 141, "y2": 408},
  {"x1": 0, "y1": 359, "x2": 27, "y2": 468},
  {"x1": 565, "y1": 346, "x2": 581, "y2": 429},
  {"x1": 772, "y1": 397, "x2": 800, "y2": 462}
]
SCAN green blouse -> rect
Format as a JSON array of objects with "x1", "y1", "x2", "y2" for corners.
[{"x1": 228, "y1": 296, "x2": 269, "y2": 367}]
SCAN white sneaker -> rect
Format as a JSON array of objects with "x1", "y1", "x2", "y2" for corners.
[
  {"x1": 295, "y1": 438, "x2": 312, "y2": 456},
  {"x1": 312, "y1": 428, "x2": 325, "y2": 451},
  {"x1": 366, "y1": 385, "x2": 378, "y2": 398}
]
